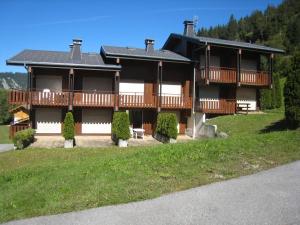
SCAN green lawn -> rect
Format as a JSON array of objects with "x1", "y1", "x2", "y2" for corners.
[
  {"x1": 0, "y1": 125, "x2": 11, "y2": 144},
  {"x1": 0, "y1": 109, "x2": 299, "y2": 223}
]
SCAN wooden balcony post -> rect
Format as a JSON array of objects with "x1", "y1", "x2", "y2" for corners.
[
  {"x1": 269, "y1": 53, "x2": 274, "y2": 88},
  {"x1": 205, "y1": 45, "x2": 210, "y2": 85},
  {"x1": 68, "y1": 68, "x2": 74, "y2": 111},
  {"x1": 157, "y1": 61, "x2": 162, "y2": 112},
  {"x1": 114, "y1": 71, "x2": 120, "y2": 111},
  {"x1": 237, "y1": 49, "x2": 241, "y2": 86}
]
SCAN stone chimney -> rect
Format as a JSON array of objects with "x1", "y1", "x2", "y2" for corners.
[
  {"x1": 145, "y1": 39, "x2": 155, "y2": 52},
  {"x1": 70, "y1": 39, "x2": 82, "y2": 60},
  {"x1": 183, "y1": 20, "x2": 194, "y2": 37}
]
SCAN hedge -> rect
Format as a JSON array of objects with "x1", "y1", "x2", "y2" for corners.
[
  {"x1": 155, "y1": 113, "x2": 178, "y2": 139},
  {"x1": 63, "y1": 112, "x2": 75, "y2": 140},
  {"x1": 112, "y1": 111, "x2": 130, "y2": 141},
  {"x1": 13, "y1": 128, "x2": 35, "y2": 150}
]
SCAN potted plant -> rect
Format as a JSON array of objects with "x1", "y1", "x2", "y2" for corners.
[
  {"x1": 154, "y1": 112, "x2": 178, "y2": 143},
  {"x1": 112, "y1": 111, "x2": 130, "y2": 147},
  {"x1": 63, "y1": 112, "x2": 75, "y2": 148}
]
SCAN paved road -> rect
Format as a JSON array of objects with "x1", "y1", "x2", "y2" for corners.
[
  {"x1": 3, "y1": 161, "x2": 300, "y2": 225},
  {"x1": 0, "y1": 144, "x2": 14, "y2": 153}
]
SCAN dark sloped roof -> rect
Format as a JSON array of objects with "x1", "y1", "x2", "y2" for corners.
[
  {"x1": 101, "y1": 45, "x2": 191, "y2": 62},
  {"x1": 6, "y1": 49, "x2": 121, "y2": 70},
  {"x1": 164, "y1": 33, "x2": 285, "y2": 53}
]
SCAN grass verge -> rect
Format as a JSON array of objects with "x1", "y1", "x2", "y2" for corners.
[
  {"x1": 0, "y1": 109, "x2": 299, "y2": 222},
  {"x1": 0, "y1": 125, "x2": 11, "y2": 144}
]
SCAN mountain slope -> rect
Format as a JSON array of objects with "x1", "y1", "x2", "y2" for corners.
[{"x1": 0, "y1": 73, "x2": 27, "y2": 89}]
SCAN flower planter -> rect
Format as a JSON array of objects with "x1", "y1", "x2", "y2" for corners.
[
  {"x1": 64, "y1": 139, "x2": 74, "y2": 148},
  {"x1": 118, "y1": 139, "x2": 128, "y2": 148}
]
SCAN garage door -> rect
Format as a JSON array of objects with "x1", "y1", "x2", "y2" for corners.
[
  {"x1": 82, "y1": 109, "x2": 112, "y2": 134},
  {"x1": 237, "y1": 88, "x2": 257, "y2": 110},
  {"x1": 35, "y1": 108, "x2": 62, "y2": 134}
]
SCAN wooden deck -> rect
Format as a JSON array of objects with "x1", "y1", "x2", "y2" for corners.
[
  {"x1": 196, "y1": 67, "x2": 270, "y2": 86},
  {"x1": 8, "y1": 90, "x2": 192, "y2": 110},
  {"x1": 195, "y1": 99, "x2": 236, "y2": 114}
]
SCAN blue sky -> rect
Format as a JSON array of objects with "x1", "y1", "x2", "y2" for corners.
[{"x1": 0, "y1": 0, "x2": 282, "y2": 73}]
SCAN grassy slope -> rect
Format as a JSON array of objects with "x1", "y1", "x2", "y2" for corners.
[
  {"x1": 0, "y1": 110, "x2": 299, "y2": 222},
  {"x1": 0, "y1": 125, "x2": 11, "y2": 144}
]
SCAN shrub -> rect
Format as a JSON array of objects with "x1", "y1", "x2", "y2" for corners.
[
  {"x1": 155, "y1": 113, "x2": 178, "y2": 139},
  {"x1": 273, "y1": 73, "x2": 282, "y2": 108},
  {"x1": 284, "y1": 51, "x2": 300, "y2": 129},
  {"x1": 0, "y1": 89, "x2": 11, "y2": 124},
  {"x1": 112, "y1": 111, "x2": 130, "y2": 141},
  {"x1": 260, "y1": 73, "x2": 282, "y2": 110},
  {"x1": 63, "y1": 112, "x2": 75, "y2": 140},
  {"x1": 13, "y1": 128, "x2": 35, "y2": 150}
]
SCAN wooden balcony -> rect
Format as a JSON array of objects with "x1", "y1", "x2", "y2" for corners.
[
  {"x1": 161, "y1": 95, "x2": 192, "y2": 109},
  {"x1": 195, "y1": 99, "x2": 236, "y2": 114},
  {"x1": 119, "y1": 93, "x2": 157, "y2": 108},
  {"x1": 31, "y1": 90, "x2": 69, "y2": 106},
  {"x1": 197, "y1": 67, "x2": 270, "y2": 86},
  {"x1": 73, "y1": 91, "x2": 115, "y2": 107},
  {"x1": 8, "y1": 89, "x2": 192, "y2": 110},
  {"x1": 197, "y1": 67, "x2": 237, "y2": 84},
  {"x1": 240, "y1": 70, "x2": 269, "y2": 86}
]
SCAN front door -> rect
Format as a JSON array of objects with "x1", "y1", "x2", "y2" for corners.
[{"x1": 129, "y1": 110, "x2": 143, "y2": 128}]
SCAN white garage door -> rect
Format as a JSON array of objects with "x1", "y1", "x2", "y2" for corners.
[
  {"x1": 35, "y1": 108, "x2": 62, "y2": 134},
  {"x1": 161, "y1": 82, "x2": 181, "y2": 96},
  {"x1": 82, "y1": 109, "x2": 112, "y2": 134},
  {"x1": 119, "y1": 80, "x2": 144, "y2": 94},
  {"x1": 237, "y1": 88, "x2": 257, "y2": 110},
  {"x1": 36, "y1": 75, "x2": 62, "y2": 91}
]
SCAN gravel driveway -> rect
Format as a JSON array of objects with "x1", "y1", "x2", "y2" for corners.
[{"x1": 3, "y1": 161, "x2": 300, "y2": 225}]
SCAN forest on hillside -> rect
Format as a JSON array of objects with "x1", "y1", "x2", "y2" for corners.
[{"x1": 197, "y1": 0, "x2": 300, "y2": 77}]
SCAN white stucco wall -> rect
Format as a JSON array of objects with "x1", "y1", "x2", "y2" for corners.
[
  {"x1": 236, "y1": 87, "x2": 257, "y2": 110},
  {"x1": 36, "y1": 75, "x2": 62, "y2": 91},
  {"x1": 35, "y1": 108, "x2": 62, "y2": 134},
  {"x1": 82, "y1": 109, "x2": 112, "y2": 134},
  {"x1": 82, "y1": 76, "x2": 112, "y2": 92}
]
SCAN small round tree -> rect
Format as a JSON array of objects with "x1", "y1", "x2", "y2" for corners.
[
  {"x1": 284, "y1": 51, "x2": 300, "y2": 129},
  {"x1": 112, "y1": 111, "x2": 130, "y2": 141},
  {"x1": 63, "y1": 112, "x2": 75, "y2": 140}
]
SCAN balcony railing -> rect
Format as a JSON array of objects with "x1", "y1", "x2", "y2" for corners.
[
  {"x1": 31, "y1": 90, "x2": 69, "y2": 106},
  {"x1": 240, "y1": 70, "x2": 269, "y2": 86},
  {"x1": 197, "y1": 67, "x2": 270, "y2": 86},
  {"x1": 195, "y1": 98, "x2": 236, "y2": 114},
  {"x1": 73, "y1": 91, "x2": 115, "y2": 107},
  {"x1": 161, "y1": 95, "x2": 192, "y2": 109},
  {"x1": 119, "y1": 92, "x2": 157, "y2": 108},
  {"x1": 8, "y1": 89, "x2": 192, "y2": 109},
  {"x1": 197, "y1": 67, "x2": 236, "y2": 83}
]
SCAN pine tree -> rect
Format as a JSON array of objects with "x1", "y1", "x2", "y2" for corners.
[{"x1": 284, "y1": 51, "x2": 300, "y2": 128}]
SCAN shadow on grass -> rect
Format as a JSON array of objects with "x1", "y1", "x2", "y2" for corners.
[{"x1": 260, "y1": 119, "x2": 288, "y2": 133}]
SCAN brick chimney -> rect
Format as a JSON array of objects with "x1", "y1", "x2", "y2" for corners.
[
  {"x1": 70, "y1": 39, "x2": 82, "y2": 60},
  {"x1": 183, "y1": 20, "x2": 194, "y2": 37},
  {"x1": 145, "y1": 39, "x2": 155, "y2": 52}
]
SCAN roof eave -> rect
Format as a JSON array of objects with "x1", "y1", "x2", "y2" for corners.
[
  {"x1": 169, "y1": 33, "x2": 285, "y2": 54},
  {"x1": 6, "y1": 60, "x2": 121, "y2": 71}
]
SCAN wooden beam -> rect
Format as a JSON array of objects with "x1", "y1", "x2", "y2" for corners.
[
  {"x1": 205, "y1": 45, "x2": 210, "y2": 85},
  {"x1": 114, "y1": 71, "x2": 120, "y2": 111},
  {"x1": 269, "y1": 53, "x2": 274, "y2": 88},
  {"x1": 237, "y1": 49, "x2": 241, "y2": 87}
]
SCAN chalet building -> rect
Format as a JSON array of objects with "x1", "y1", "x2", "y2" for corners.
[{"x1": 7, "y1": 20, "x2": 284, "y2": 138}]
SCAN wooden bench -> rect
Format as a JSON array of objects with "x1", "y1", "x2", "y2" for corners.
[{"x1": 237, "y1": 103, "x2": 250, "y2": 114}]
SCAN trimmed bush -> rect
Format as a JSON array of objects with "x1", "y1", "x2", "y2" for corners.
[
  {"x1": 63, "y1": 112, "x2": 75, "y2": 140},
  {"x1": 112, "y1": 111, "x2": 130, "y2": 141},
  {"x1": 284, "y1": 51, "x2": 300, "y2": 129},
  {"x1": 155, "y1": 113, "x2": 178, "y2": 139},
  {"x1": 13, "y1": 128, "x2": 35, "y2": 150}
]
